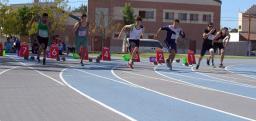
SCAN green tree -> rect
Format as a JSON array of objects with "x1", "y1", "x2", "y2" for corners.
[
  {"x1": 16, "y1": 6, "x2": 33, "y2": 36},
  {"x1": 122, "y1": 3, "x2": 135, "y2": 25},
  {"x1": 0, "y1": 3, "x2": 19, "y2": 36},
  {"x1": 27, "y1": 0, "x2": 69, "y2": 36}
]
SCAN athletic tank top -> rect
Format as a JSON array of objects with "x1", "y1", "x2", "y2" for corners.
[
  {"x1": 76, "y1": 22, "x2": 88, "y2": 37},
  {"x1": 129, "y1": 24, "x2": 143, "y2": 40},
  {"x1": 38, "y1": 22, "x2": 49, "y2": 38},
  {"x1": 215, "y1": 32, "x2": 227, "y2": 42}
]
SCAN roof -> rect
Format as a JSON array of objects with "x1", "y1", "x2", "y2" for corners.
[
  {"x1": 240, "y1": 32, "x2": 256, "y2": 41},
  {"x1": 245, "y1": 5, "x2": 256, "y2": 15}
]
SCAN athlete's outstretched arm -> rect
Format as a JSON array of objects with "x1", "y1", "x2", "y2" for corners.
[
  {"x1": 224, "y1": 32, "x2": 231, "y2": 47},
  {"x1": 154, "y1": 28, "x2": 162, "y2": 39},
  {"x1": 118, "y1": 25, "x2": 133, "y2": 39},
  {"x1": 213, "y1": 32, "x2": 221, "y2": 41},
  {"x1": 72, "y1": 22, "x2": 79, "y2": 37},
  {"x1": 140, "y1": 28, "x2": 144, "y2": 39}
]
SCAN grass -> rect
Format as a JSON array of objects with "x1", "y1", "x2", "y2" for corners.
[
  {"x1": 73, "y1": 51, "x2": 255, "y2": 60},
  {"x1": 110, "y1": 52, "x2": 256, "y2": 60}
]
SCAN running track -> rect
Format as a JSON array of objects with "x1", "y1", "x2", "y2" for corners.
[{"x1": 0, "y1": 54, "x2": 256, "y2": 121}]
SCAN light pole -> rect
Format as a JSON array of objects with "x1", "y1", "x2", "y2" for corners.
[{"x1": 247, "y1": 14, "x2": 252, "y2": 56}]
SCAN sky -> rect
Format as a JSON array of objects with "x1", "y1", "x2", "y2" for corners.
[{"x1": 4, "y1": 0, "x2": 256, "y2": 29}]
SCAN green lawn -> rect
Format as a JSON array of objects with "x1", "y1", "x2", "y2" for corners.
[
  {"x1": 110, "y1": 52, "x2": 256, "y2": 60},
  {"x1": 84, "y1": 51, "x2": 256, "y2": 60}
]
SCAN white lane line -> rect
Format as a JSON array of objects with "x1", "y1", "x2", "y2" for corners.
[
  {"x1": 59, "y1": 68, "x2": 137, "y2": 121},
  {"x1": 210, "y1": 73, "x2": 253, "y2": 81},
  {"x1": 189, "y1": 67, "x2": 256, "y2": 88},
  {"x1": 111, "y1": 66, "x2": 255, "y2": 121},
  {"x1": 75, "y1": 69, "x2": 137, "y2": 87},
  {"x1": 225, "y1": 65, "x2": 256, "y2": 80},
  {"x1": 18, "y1": 61, "x2": 65, "y2": 86},
  {"x1": 153, "y1": 66, "x2": 256, "y2": 101},
  {"x1": 6, "y1": 55, "x2": 74, "y2": 86},
  {"x1": 0, "y1": 66, "x2": 17, "y2": 75}
]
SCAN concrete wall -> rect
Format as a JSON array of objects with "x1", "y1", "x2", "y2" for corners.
[
  {"x1": 229, "y1": 33, "x2": 240, "y2": 42},
  {"x1": 225, "y1": 42, "x2": 249, "y2": 56}
]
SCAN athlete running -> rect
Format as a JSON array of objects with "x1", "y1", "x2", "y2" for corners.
[
  {"x1": 196, "y1": 23, "x2": 216, "y2": 69},
  {"x1": 155, "y1": 19, "x2": 185, "y2": 70},
  {"x1": 37, "y1": 13, "x2": 50, "y2": 65},
  {"x1": 213, "y1": 27, "x2": 230, "y2": 68},
  {"x1": 118, "y1": 16, "x2": 144, "y2": 69},
  {"x1": 73, "y1": 14, "x2": 89, "y2": 66}
]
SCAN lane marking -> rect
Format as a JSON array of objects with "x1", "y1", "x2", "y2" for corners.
[
  {"x1": 15, "y1": 59, "x2": 65, "y2": 86},
  {"x1": 189, "y1": 67, "x2": 256, "y2": 88},
  {"x1": 153, "y1": 66, "x2": 256, "y2": 101},
  {"x1": 225, "y1": 65, "x2": 256, "y2": 80},
  {"x1": 0, "y1": 66, "x2": 17, "y2": 76},
  {"x1": 59, "y1": 68, "x2": 137, "y2": 121},
  {"x1": 111, "y1": 66, "x2": 255, "y2": 121},
  {"x1": 75, "y1": 69, "x2": 137, "y2": 87},
  {"x1": 209, "y1": 73, "x2": 253, "y2": 81}
]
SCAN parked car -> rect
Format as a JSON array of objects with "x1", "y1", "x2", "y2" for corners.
[
  {"x1": 127, "y1": 39, "x2": 163, "y2": 53},
  {"x1": 250, "y1": 50, "x2": 256, "y2": 56}
]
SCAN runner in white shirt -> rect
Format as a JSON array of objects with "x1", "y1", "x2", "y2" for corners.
[
  {"x1": 155, "y1": 19, "x2": 185, "y2": 70},
  {"x1": 118, "y1": 16, "x2": 144, "y2": 69}
]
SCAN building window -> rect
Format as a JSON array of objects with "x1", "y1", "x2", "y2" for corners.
[
  {"x1": 139, "y1": 10, "x2": 154, "y2": 19},
  {"x1": 165, "y1": 12, "x2": 174, "y2": 20},
  {"x1": 178, "y1": 13, "x2": 187, "y2": 21},
  {"x1": 190, "y1": 14, "x2": 199, "y2": 22},
  {"x1": 203, "y1": 14, "x2": 212, "y2": 22}
]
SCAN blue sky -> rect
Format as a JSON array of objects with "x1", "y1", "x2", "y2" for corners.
[{"x1": 5, "y1": 0, "x2": 256, "y2": 28}]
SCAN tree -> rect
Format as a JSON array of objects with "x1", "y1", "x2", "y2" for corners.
[
  {"x1": 16, "y1": 6, "x2": 33, "y2": 36},
  {"x1": 0, "y1": 4, "x2": 19, "y2": 36},
  {"x1": 122, "y1": 2, "x2": 135, "y2": 25},
  {"x1": 90, "y1": 11, "x2": 122, "y2": 51},
  {"x1": 72, "y1": 4, "x2": 87, "y2": 14},
  {"x1": 0, "y1": 0, "x2": 70, "y2": 39}
]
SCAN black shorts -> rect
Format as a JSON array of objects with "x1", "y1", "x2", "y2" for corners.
[
  {"x1": 129, "y1": 39, "x2": 140, "y2": 47},
  {"x1": 129, "y1": 39, "x2": 140, "y2": 52},
  {"x1": 200, "y1": 39, "x2": 213, "y2": 56},
  {"x1": 38, "y1": 36, "x2": 49, "y2": 50},
  {"x1": 165, "y1": 39, "x2": 177, "y2": 51},
  {"x1": 213, "y1": 42, "x2": 224, "y2": 53}
]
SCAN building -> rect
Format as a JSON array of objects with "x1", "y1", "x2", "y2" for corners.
[
  {"x1": 88, "y1": 0, "x2": 221, "y2": 52},
  {"x1": 237, "y1": 5, "x2": 256, "y2": 55}
]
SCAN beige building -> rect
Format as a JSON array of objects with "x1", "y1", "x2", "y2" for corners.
[
  {"x1": 88, "y1": 0, "x2": 221, "y2": 52},
  {"x1": 237, "y1": 5, "x2": 256, "y2": 54}
]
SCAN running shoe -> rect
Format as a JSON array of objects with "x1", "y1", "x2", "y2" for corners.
[
  {"x1": 43, "y1": 58, "x2": 46, "y2": 65},
  {"x1": 212, "y1": 63, "x2": 216, "y2": 68},
  {"x1": 196, "y1": 64, "x2": 200, "y2": 70},
  {"x1": 128, "y1": 62, "x2": 134, "y2": 69},
  {"x1": 166, "y1": 59, "x2": 172, "y2": 70},
  {"x1": 80, "y1": 61, "x2": 84, "y2": 66},
  {"x1": 37, "y1": 57, "x2": 40, "y2": 63},
  {"x1": 206, "y1": 58, "x2": 210, "y2": 66},
  {"x1": 219, "y1": 64, "x2": 225, "y2": 68}
]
